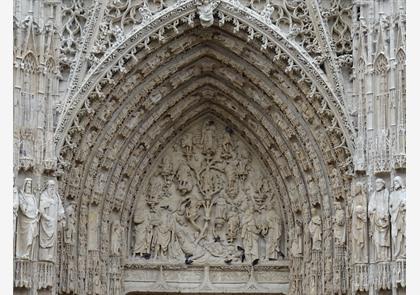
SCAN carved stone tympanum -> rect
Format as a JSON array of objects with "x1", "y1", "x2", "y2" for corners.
[{"x1": 132, "y1": 117, "x2": 284, "y2": 266}]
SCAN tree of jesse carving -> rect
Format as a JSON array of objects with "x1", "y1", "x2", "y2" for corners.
[{"x1": 132, "y1": 118, "x2": 284, "y2": 265}]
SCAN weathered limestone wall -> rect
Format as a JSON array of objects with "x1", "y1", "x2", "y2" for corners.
[{"x1": 12, "y1": 0, "x2": 405, "y2": 294}]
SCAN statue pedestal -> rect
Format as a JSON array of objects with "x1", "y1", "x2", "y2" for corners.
[{"x1": 14, "y1": 260, "x2": 33, "y2": 289}]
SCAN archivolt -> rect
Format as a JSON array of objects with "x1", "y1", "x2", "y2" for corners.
[
  {"x1": 55, "y1": 0, "x2": 355, "y2": 154},
  {"x1": 56, "y1": 10, "x2": 354, "y2": 295}
]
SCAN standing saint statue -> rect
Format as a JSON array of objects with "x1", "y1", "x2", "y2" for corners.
[
  {"x1": 201, "y1": 121, "x2": 216, "y2": 157},
  {"x1": 389, "y1": 176, "x2": 406, "y2": 260},
  {"x1": 241, "y1": 207, "x2": 260, "y2": 264},
  {"x1": 333, "y1": 201, "x2": 346, "y2": 247},
  {"x1": 16, "y1": 178, "x2": 39, "y2": 259},
  {"x1": 13, "y1": 183, "x2": 19, "y2": 249},
  {"x1": 368, "y1": 178, "x2": 390, "y2": 262},
  {"x1": 39, "y1": 180, "x2": 66, "y2": 262},
  {"x1": 351, "y1": 182, "x2": 368, "y2": 263},
  {"x1": 290, "y1": 218, "x2": 303, "y2": 258},
  {"x1": 111, "y1": 220, "x2": 123, "y2": 256},
  {"x1": 309, "y1": 208, "x2": 322, "y2": 251},
  {"x1": 64, "y1": 204, "x2": 76, "y2": 245},
  {"x1": 265, "y1": 207, "x2": 282, "y2": 260}
]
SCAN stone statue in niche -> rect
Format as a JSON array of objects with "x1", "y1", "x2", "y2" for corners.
[
  {"x1": 389, "y1": 176, "x2": 406, "y2": 260},
  {"x1": 132, "y1": 118, "x2": 284, "y2": 265},
  {"x1": 351, "y1": 182, "x2": 368, "y2": 263},
  {"x1": 115, "y1": 177, "x2": 128, "y2": 200},
  {"x1": 368, "y1": 178, "x2": 390, "y2": 262},
  {"x1": 309, "y1": 208, "x2": 322, "y2": 251},
  {"x1": 16, "y1": 178, "x2": 39, "y2": 259},
  {"x1": 64, "y1": 203, "x2": 77, "y2": 245},
  {"x1": 290, "y1": 219, "x2": 303, "y2": 258},
  {"x1": 93, "y1": 171, "x2": 107, "y2": 197},
  {"x1": 39, "y1": 180, "x2": 66, "y2": 262},
  {"x1": 265, "y1": 207, "x2": 282, "y2": 260},
  {"x1": 201, "y1": 120, "x2": 217, "y2": 157},
  {"x1": 111, "y1": 220, "x2": 123, "y2": 256},
  {"x1": 333, "y1": 201, "x2": 346, "y2": 246},
  {"x1": 13, "y1": 184, "x2": 19, "y2": 246}
]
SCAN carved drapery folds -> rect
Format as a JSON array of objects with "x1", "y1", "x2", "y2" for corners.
[
  {"x1": 14, "y1": 179, "x2": 67, "y2": 291},
  {"x1": 349, "y1": 176, "x2": 407, "y2": 293},
  {"x1": 12, "y1": 0, "x2": 406, "y2": 293},
  {"x1": 16, "y1": 178, "x2": 39, "y2": 261},
  {"x1": 133, "y1": 118, "x2": 285, "y2": 265}
]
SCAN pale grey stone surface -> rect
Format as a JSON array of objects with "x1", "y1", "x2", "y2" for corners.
[{"x1": 13, "y1": 0, "x2": 406, "y2": 294}]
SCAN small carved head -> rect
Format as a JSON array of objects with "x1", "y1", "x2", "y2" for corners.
[
  {"x1": 334, "y1": 200, "x2": 343, "y2": 210},
  {"x1": 393, "y1": 176, "x2": 404, "y2": 190},
  {"x1": 353, "y1": 181, "x2": 364, "y2": 195},
  {"x1": 23, "y1": 178, "x2": 33, "y2": 194},
  {"x1": 375, "y1": 178, "x2": 386, "y2": 191},
  {"x1": 47, "y1": 179, "x2": 56, "y2": 191}
]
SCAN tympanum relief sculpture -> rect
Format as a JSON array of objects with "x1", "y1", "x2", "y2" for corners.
[{"x1": 133, "y1": 118, "x2": 284, "y2": 266}]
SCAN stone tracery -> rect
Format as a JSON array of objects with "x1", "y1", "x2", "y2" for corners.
[{"x1": 13, "y1": 0, "x2": 406, "y2": 294}]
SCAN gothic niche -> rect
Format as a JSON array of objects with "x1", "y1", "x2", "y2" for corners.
[{"x1": 132, "y1": 118, "x2": 285, "y2": 266}]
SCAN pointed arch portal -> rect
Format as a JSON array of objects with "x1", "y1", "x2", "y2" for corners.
[{"x1": 54, "y1": 2, "x2": 356, "y2": 294}]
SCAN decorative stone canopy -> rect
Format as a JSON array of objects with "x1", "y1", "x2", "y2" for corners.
[{"x1": 12, "y1": 0, "x2": 405, "y2": 294}]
